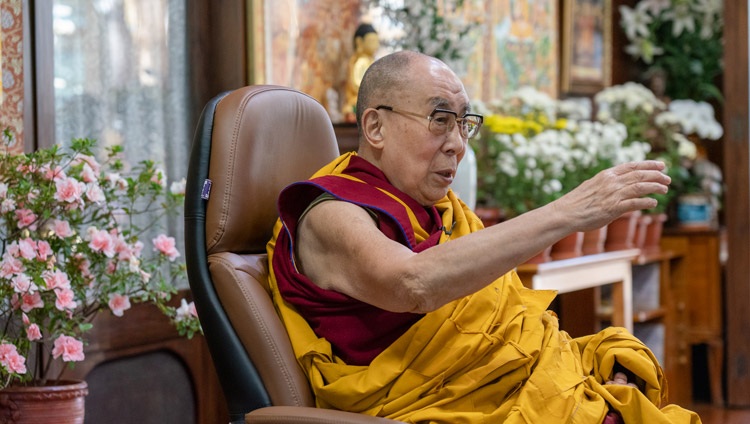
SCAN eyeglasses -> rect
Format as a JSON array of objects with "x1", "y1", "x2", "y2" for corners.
[{"x1": 375, "y1": 105, "x2": 483, "y2": 139}]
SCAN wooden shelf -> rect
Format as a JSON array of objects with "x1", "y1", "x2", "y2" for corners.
[{"x1": 598, "y1": 305, "x2": 667, "y2": 323}]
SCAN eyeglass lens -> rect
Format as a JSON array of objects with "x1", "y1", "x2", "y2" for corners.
[{"x1": 429, "y1": 111, "x2": 482, "y2": 139}]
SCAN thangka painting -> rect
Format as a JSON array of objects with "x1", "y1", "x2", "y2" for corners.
[
  {"x1": 462, "y1": 0, "x2": 558, "y2": 101},
  {"x1": 0, "y1": 0, "x2": 25, "y2": 154},
  {"x1": 249, "y1": 0, "x2": 362, "y2": 122}
]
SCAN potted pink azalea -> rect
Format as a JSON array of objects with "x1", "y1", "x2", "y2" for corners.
[{"x1": 0, "y1": 129, "x2": 201, "y2": 399}]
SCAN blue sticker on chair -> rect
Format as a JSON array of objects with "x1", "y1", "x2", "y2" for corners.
[{"x1": 201, "y1": 179, "x2": 212, "y2": 200}]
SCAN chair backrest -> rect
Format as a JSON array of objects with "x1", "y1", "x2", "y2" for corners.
[{"x1": 184, "y1": 85, "x2": 340, "y2": 422}]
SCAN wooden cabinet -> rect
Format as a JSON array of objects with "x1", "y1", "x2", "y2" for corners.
[
  {"x1": 60, "y1": 292, "x2": 229, "y2": 424},
  {"x1": 631, "y1": 250, "x2": 690, "y2": 406},
  {"x1": 661, "y1": 228, "x2": 725, "y2": 406}
]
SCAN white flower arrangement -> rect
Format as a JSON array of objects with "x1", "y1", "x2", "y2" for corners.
[
  {"x1": 618, "y1": 0, "x2": 723, "y2": 101},
  {"x1": 471, "y1": 88, "x2": 649, "y2": 216},
  {"x1": 667, "y1": 99, "x2": 723, "y2": 140},
  {"x1": 594, "y1": 82, "x2": 666, "y2": 123}
]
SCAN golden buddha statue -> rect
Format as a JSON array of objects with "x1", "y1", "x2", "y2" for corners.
[{"x1": 342, "y1": 24, "x2": 380, "y2": 123}]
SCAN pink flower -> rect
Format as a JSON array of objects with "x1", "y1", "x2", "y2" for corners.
[
  {"x1": 114, "y1": 236, "x2": 133, "y2": 261},
  {"x1": 152, "y1": 234, "x2": 180, "y2": 261},
  {"x1": 26, "y1": 324, "x2": 42, "y2": 341},
  {"x1": 0, "y1": 254, "x2": 23, "y2": 278},
  {"x1": 1, "y1": 198, "x2": 15, "y2": 213},
  {"x1": 16, "y1": 238, "x2": 37, "y2": 260},
  {"x1": 151, "y1": 168, "x2": 167, "y2": 188},
  {"x1": 140, "y1": 270, "x2": 151, "y2": 283},
  {"x1": 11, "y1": 273, "x2": 38, "y2": 294},
  {"x1": 73, "y1": 154, "x2": 101, "y2": 175},
  {"x1": 0, "y1": 343, "x2": 27, "y2": 374},
  {"x1": 106, "y1": 173, "x2": 128, "y2": 193},
  {"x1": 36, "y1": 240, "x2": 53, "y2": 260},
  {"x1": 108, "y1": 293, "x2": 131, "y2": 317},
  {"x1": 132, "y1": 241, "x2": 144, "y2": 258},
  {"x1": 54, "y1": 177, "x2": 85, "y2": 205},
  {"x1": 0, "y1": 182, "x2": 7, "y2": 198},
  {"x1": 81, "y1": 164, "x2": 97, "y2": 183},
  {"x1": 175, "y1": 299, "x2": 198, "y2": 322},
  {"x1": 15, "y1": 209, "x2": 37, "y2": 230},
  {"x1": 42, "y1": 269, "x2": 71, "y2": 290},
  {"x1": 52, "y1": 219, "x2": 74, "y2": 238},
  {"x1": 52, "y1": 335, "x2": 85, "y2": 362},
  {"x1": 85, "y1": 183, "x2": 105, "y2": 203},
  {"x1": 54, "y1": 288, "x2": 77, "y2": 311},
  {"x1": 41, "y1": 164, "x2": 66, "y2": 181},
  {"x1": 88, "y1": 227, "x2": 116, "y2": 258},
  {"x1": 20, "y1": 292, "x2": 44, "y2": 313}
]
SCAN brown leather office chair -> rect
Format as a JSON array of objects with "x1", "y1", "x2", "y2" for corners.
[{"x1": 185, "y1": 85, "x2": 398, "y2": 423}]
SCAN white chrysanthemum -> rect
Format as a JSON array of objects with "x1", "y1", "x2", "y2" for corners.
[{"x1": 668, "y1": 99, "x2": 724, "y2": 140}]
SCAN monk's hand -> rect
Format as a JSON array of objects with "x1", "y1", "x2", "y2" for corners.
[
  {"x1": 605, "y1": 372, "x2": 639, "y2": 389},
  {"x1": 553, "y1": 160, "x2": 671, "y2": 232}
]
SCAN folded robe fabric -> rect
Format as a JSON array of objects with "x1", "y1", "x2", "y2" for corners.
[{"x1": 267, "y1": 152, "x2": 701, "y2": 423}]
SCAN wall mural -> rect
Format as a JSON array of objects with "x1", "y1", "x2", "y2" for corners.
[
  {"x1": 250, "y1": 0, "x2": 558, "y2": 120},
  {"x1": 0, "y1": 0, "x2": 24, "y2": 154}
]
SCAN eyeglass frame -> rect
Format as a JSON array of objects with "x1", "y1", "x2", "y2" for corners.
[{"x1": 374, "y1": 105, "x2": 484, "y2": 139}]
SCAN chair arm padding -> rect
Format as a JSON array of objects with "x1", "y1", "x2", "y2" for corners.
[{"x1": 245, "y1": 406, "x2": 403, "y2": 424}]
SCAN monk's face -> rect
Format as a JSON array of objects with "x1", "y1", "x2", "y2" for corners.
[{"x1": 378, "y1": 58, "x2": 469, "y2": 206}]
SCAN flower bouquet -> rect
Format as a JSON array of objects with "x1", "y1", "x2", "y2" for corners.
[{"x1": 0, "y1": 130, "x2": 201, "y2": 388}]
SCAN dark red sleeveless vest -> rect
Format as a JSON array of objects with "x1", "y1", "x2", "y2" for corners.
[{"x1": 272, "y1": 156, "x2": 445, "y2": 365}]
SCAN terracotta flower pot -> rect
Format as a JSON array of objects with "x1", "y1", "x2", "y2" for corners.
[
  {"x1": 550, "y1": 232, "x2": 584, "y2": 260},
  {"x1": 605, "y1": 210, "x2": 642, "y2": 251},
  {"x1": 632, "y1": 214, "x2": 653, "y2": 251},
  {"x1": 0, "y1": 380, "x2": 88, "y2": 424},
  {"x1": 582, "y1": 225, "x2": 608, "y2": 255},
  {"x1": 642, "y1": 213, "x2": 668, "y2": 254}
]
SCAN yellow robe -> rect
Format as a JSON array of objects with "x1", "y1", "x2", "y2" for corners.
[{"x1": 267, "y1": 153, "x2": 701, "y2": 423}]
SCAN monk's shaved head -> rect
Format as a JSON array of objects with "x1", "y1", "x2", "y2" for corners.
[{"x1": 356, "y1": 51, "x2": 426, "y2": 133}]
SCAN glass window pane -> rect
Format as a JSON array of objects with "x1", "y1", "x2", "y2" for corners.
[
  {"x1": 52, "y1": 0, "x2": 188, "y2": 178},
  {"x1": 52, "y1": 0, "x2": 189, "y2": 285}
]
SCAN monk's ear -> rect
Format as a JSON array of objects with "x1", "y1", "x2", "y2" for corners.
[{"x1": 361, "y1": 108, "x2": 385, "y2": 150}]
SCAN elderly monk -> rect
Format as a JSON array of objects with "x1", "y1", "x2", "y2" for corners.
[{"x1": 267, "y1": 51, "x2": 700, "y2": 423}]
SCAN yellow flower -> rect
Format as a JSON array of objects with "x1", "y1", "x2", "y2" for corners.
[{"x1": 484, "y1": 115, "x2": 552, "y2": 137}]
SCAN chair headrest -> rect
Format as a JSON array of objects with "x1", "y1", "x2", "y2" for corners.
[{"x1": 205, "y1": 85, "x2": 340, "y2": 255}]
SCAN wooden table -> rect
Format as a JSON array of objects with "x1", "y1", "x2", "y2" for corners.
[{"x1": 516, "y1": 249, "x2": 641, "y2": 333}]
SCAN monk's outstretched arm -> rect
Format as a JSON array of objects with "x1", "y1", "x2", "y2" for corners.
[{"x1": 297, "y1": 160, "x2": 670, "y2": 314}]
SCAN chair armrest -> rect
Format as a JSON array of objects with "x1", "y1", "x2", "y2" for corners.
[{"x1": 245, "y1": 406, "x2": 403, "y2": 424}]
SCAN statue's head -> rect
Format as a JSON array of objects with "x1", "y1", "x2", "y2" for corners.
[{"x1": 353, "y1": 23, "x2": 380, "y2": 56}]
